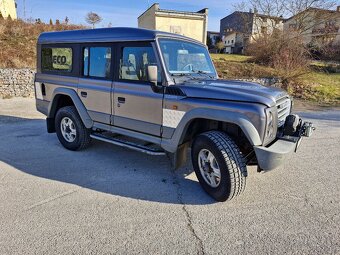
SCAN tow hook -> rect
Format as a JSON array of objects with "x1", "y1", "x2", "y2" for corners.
[{"x1": 301, "y1": 122, "x2": 315, "y2": 137}]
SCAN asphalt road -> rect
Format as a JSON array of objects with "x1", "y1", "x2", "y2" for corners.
[{"x1": 0, "y1": 98, "x2": 339, "y2": 255}]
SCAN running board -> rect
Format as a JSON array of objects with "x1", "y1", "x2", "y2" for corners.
[{"x1": 90, "y1": 133, "x2": 166, "y2": 156}]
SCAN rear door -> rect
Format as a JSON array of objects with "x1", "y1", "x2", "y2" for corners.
[
  {"x1": 78, "y1": 44, "x2": 113, "y2": 124},
  {"x1": 112, "y1": 42, "x2": 163, "y2": 136}
]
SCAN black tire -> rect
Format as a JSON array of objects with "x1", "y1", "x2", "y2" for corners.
[
  {"x1": 191, "y1": 131, "x2": 247, "y2": 202},
  {"x1": 55, "y1": 106, "x2": 91, "y2": 151}
]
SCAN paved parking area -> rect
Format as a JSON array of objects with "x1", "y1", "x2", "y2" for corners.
[{"x1": 0, "y1": 98, "x2": 340, "y2": 255}]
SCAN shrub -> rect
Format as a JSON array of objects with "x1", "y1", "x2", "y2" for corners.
[
  {"x1": 0, "y1": 18, "x2": 85, "y2": 68},
  {"x1": 245, "y1": 32, "x2": 311, "y2": 89}
]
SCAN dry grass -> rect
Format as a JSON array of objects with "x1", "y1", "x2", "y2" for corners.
[
  {"x1": 0, "y1": 19, "x2": 339, "y2": 105},
  {"x1": 212, "y1": 53, "x2": 340, "y2": 105},
  {"x1": 0, "y1": 19, "x2": 85, "y2": 68}
]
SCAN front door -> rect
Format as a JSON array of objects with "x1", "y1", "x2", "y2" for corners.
[
  {"x1": 113, "y1": 42, "x2": 163, "y2": 136},
  {"x1": 78, "y1": 45, "x2": 113, "y2": 124}
]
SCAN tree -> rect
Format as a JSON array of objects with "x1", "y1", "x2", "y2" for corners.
[
  {"x1": 206, "y1": 36, "x2": 213, "y2": 48},
  {"x1": 55, "y1": 19, "x2": 60, "y2": 25},
  {"x1": 64, "y1": 16, "x2": 69, "y2": 25},
  {"x1": 216, "y1": 41, "x2": 225, "y2": 53},
  {"x1": 49, "y1": 18, "x2": 53, "y2": 25},
  {"x1": 85, "y1": 12, "x2": 102, "y2": 29},
  {"x1": 235, "y1": 0, "x2": 337, "y2": 36}
]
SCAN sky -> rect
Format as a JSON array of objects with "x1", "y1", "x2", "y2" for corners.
[{"x1": 16, "y1": 0, "x2": 240, "y2": 31}]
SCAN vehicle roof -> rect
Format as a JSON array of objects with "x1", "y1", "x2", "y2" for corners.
[{"x1": 38, "y1": 27, "x2": 199, "y2": 44}]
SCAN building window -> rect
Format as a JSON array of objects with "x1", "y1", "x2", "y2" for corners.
[
  {"x1": 170, "y1": 26, "x2": 182, "y2": 34},
  {"x1": 119, "y1": 46, "x2": 159, "y2": 82},
  {"x1": 41, "y1": 47, "x2": 72, "y2": 73},
  {"x1": 231, "y1": 40, "x2": 234, "y2": 44},
  {"x1": 83, "y1": 47, "x2": 111, "y2": 79}
]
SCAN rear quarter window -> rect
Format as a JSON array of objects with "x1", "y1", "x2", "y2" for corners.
[{"x1": 41, "y1": 47, "x2": 73, "y2": 73}]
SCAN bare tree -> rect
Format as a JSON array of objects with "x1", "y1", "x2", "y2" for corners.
[
  {"x1": 216, "y1": 41, "x2": 225, "y2": 53},
  {"x1": 85, "y1": 12, "x2": 102, "y2": 29},
  {"x1": 235, "y1": 0, "x2": 338, "y2": 36}
]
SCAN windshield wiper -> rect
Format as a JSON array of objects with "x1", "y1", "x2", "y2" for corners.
[
  {"x1": 191, "y1": 70, "x2": 215, "y2": 79},
  {"x1": 170, "y1": 73, "x2": 191, "y2": 77}
]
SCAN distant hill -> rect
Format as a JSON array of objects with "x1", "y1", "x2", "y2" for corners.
[{"x1": 0, "y1": 19, "x2": 85, "y2": 68}]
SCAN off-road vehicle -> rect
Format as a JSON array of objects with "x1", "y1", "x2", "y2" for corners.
[{"x1": 35, "y1": 28, "x2": 314, "y2": 201}]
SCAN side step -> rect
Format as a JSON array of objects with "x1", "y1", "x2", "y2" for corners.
[{"x1": 90, "y1": 133, "x2": 166, "y2": 156}]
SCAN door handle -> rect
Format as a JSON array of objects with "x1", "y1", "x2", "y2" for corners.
[
  {"x1": 80, "y1": 91, "x2": 87, "y2": 98},
  {"x1": 118, "y1": 97, "x2": 125, "y2": 103}
]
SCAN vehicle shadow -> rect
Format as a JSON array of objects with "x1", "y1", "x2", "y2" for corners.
[
  {"x1": 0, "y1": 115, "x2": 215, "y2": 205},
  {"x1": 297, "y1": 110, "x2": 340, "y2": 122}
]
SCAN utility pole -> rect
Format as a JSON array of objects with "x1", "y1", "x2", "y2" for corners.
[{"x1": 23, "y1": 0, "x2": 26, "y2": 19}]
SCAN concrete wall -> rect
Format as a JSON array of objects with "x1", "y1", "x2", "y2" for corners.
[
  {"x1": 155, "y1": 15, "x2": 206, "y2": 43},
  {"x1": 138, "y1": 3, "x2": 157, "y2": 30},
  {"x1": 0, "y1": 0, "x2": 17, "y2": 19},
  {"x1": 0, "y1": 69, "x2": 35, "y2": 98},
  {"x1": 138, "y1": 3, "x2": 208, "y2": 44}
]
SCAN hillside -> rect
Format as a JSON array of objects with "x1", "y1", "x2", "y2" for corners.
[
  {"x1": 0, "y1": 19, "x2": 339, "y2": 105},
  {"x1": 212, "y1": 54, "x2": 340, "y2": 105},
  {"x1": 0, "y1": 19, "x2": 84, "y2": 68}
]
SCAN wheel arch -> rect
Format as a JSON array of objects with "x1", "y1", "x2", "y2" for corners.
[
  {"x1": 162, "y1": 108, "x2": 262, "y2": 169},
  {"x1": 48, "y1": 88, "x2": 93, "y2": 132},
  {"x1": 162, "y1": 108, "x2": 262, "y2": 153}
]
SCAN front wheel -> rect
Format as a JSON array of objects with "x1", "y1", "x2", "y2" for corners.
[
  {"x1": 55, "y1": 106, "x2": 91, "y2": 151},
  {"x1": 191, "y1": 131, "x2": 247, "y2": 202}
]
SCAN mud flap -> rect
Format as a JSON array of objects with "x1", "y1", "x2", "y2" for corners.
[{"x1": 167, "y1": 142, "x2": 190, "y2": 170}]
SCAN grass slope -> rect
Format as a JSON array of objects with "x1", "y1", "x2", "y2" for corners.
[
  {"x1": 212, "y1": 54, "x2": 340, "y2": 105},
  {"x1": 0, "y1": 19, "x2": 84, "y2": 68}
]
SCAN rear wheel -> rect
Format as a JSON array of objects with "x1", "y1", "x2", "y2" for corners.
[
  {"x1": 55, "y1": 106, "x2": 91, "y2": 151},
  {"x1": 191, "y1": 131, "x2": 247, "y2": 201}
]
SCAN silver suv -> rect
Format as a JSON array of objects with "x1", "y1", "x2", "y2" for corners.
[{"x1": 35, "y1": 27, "x2": 314, "y2": 201}]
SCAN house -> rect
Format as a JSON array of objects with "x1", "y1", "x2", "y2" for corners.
[
  {"x1": 138, "y1": 3, "x2": 208, "y2": 44},
  {"x1": 223, "y1": 32, "x2": 244, "y2": 54},
  {"x1": 284, "y1": 6, "x2": 340, "y2": 46},
  {"x1": 220, "y1": 11, "x2": 284, "y2": 53},
  {"x1": 207, "y1": 31, "x2": 220, "y2": 47},
  {"x1": 0, "y1": 0, "x2": 17, "y2": 19}
]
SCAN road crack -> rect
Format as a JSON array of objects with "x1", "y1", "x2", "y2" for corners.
[
  {"x1": 24, "y1": 187, "x2": 81, "y2": 211},
  {"x1": 24, "y1": 180, "x2": 99, "y2": 212},
  {"x1": 172, "y1": 171, "x2": 205, "y2": 255}
]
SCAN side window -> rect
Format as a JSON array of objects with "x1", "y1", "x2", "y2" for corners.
[
  {"x1": 42, "y1": 47, "x2": 72, "y2": 73},
  {"x1": 119, "y1": 46, "x2": 160, "y2": 83},
  {"x1": 83, "y1": 47, "x2": 111, "y2": 79}
]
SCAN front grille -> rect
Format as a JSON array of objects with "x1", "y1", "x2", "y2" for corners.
[{"x1": 276, "y1": 96, "x2": 291, "y2": 127}]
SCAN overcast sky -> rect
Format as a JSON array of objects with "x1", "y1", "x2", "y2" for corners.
[{"x1": 16, "y1": 0, "x2": 241, "y2": 31}]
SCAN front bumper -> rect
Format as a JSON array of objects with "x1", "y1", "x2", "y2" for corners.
[{"x1": 254, "y1": 120, "x2": 315, "y2": 171}]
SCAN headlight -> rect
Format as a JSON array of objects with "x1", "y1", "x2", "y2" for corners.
[
  {"x1": 264, "y1": 107, "x2": 278, "y2": 144},
  {"x1": 266, "y1": 111, "x2": 274, "y2": 138}
]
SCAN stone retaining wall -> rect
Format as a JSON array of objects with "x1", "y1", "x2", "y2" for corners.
[
  {"x1": 0, "y1": 68, "x2": 283, "y2": 99},
  {"x1": 0, "y1": 69, "x2": 35, "y2": 98}
]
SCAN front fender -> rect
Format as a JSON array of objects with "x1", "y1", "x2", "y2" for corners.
[
  {"x1": 161, "y1": 108, "x2": 262, "y2": 153},
  {"x1": 49, "y1": 87, "x2": 93, "y2": 128}
]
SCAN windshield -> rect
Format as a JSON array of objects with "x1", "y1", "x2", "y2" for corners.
[{"x1": 158, "y1": 39, "x2": 217, "y2": 77}]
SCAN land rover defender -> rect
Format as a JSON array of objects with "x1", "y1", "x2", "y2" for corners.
[{"x1": 35, "y1": 27, "x2": 314, "y2": 201}]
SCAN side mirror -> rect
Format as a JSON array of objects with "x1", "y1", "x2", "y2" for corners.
[{"x1": 147, "y1": 65, "x2": 158, "y2": 86}]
